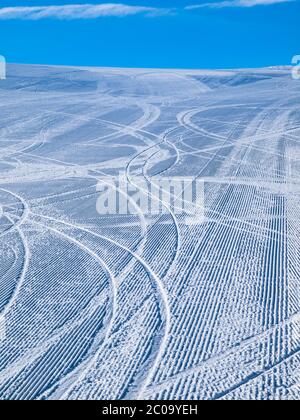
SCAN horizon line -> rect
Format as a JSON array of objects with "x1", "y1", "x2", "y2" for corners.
[{"x1": 5, "y1": 61, "x2": 292, "y2": 73}]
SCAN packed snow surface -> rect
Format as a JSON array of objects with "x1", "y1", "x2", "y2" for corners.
[{"x1": 0, "y1": 64, "x2": 299, "y2": 400}]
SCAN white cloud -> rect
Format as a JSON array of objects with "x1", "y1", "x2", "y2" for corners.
[
  {"x1": 0, "y1": 1, "x2": 295, "y2": 20},
  {"x1": 0, "y1": 3, "x2": 170, "y2": 20},
  {"x1": 186, "y1": 0, "x2": 295, "y2": 9}
]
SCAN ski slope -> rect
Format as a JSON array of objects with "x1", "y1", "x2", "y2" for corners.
[{"x1": 0, "y1": 64, "x2": 299, "y2": 400}]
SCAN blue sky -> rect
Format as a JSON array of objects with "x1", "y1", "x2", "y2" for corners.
[{"x1": 0, "y1": 1, "x2": 299, "y2": 69}]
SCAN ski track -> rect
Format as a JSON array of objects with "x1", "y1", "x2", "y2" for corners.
[{"x1": 0, "y1": 64, "x2": 299, "y2": 400}]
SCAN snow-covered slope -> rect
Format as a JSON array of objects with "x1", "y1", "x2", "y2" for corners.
[{"x1": 0, "y1": 64, "x2": 299, "y2": 400}]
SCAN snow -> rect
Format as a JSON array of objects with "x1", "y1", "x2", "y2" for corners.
[{"x1": 0, "y1": 63, "x2": 299, "y2": 400}]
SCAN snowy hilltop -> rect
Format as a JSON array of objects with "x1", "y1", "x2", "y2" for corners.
[{"x1": 0, "y1": 63, "x2": 299, "y2": 400}]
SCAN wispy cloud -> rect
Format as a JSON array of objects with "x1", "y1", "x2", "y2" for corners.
[
  {"x1": 0, "y1": 3, "x2": 170, "y2": 20},
  {"x1": 186, "y1": 0, "x2": 295, "y2": 10},
  {"x1": 0, "y1": 1, "x2": 295, "y2": 20}
]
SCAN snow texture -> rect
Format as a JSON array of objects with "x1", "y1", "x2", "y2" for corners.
[{"x1": 0, "y1": 63, "x2": 299, "y2": 400}]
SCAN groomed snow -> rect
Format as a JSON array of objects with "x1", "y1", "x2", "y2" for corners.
[{"x1": 0, "y1": 64, "x2": 299, "y2": 400}]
